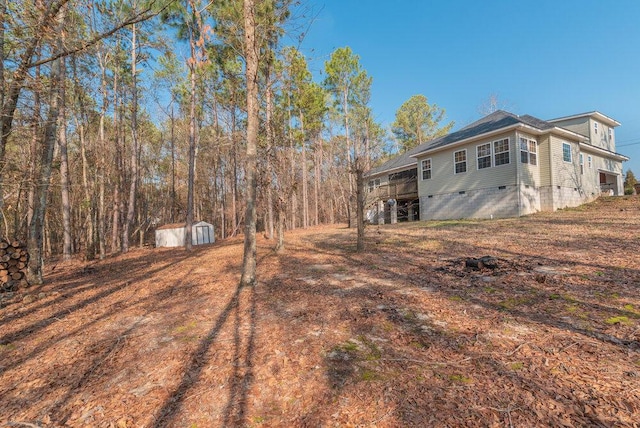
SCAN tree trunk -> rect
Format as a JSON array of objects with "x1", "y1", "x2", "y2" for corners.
[
  {"x1": 343, "y1": 88, "x2": 354, "y2": 228},
  {"x1": 314, "y1": 138, "x2": 321, "y2": 225},
  {"x1": 98, "y1": 50, "x2": 107, "y2": 259},
  {"x1": 78, "y1": 116, "x2": 95, "y2": 259},
  {"x1": 27, "y1": 25, "x2": 64, "y2": 284},
  {"x1": 170, "y1": 105, "x2": 176, "y2": 222},
  {"x1": 275, "y1": 201, "x2": 285, "y2": 253},
  {"x1": 111, "y1": 71, "x2": 121, "y2": 252},
  {"x1": 355, "y1": 158, "x2": 365, "y2": 252},
  {"x1": 27, "y1": 51, "x2": 42, "y2": 233},
  {"x1": 0, "y1": 0, "x2": 70, "y2": 231},
  {"x1": 302, "y1": 138, "x2": 308, "y2": 228},
  {"x1": 265, "y1": 68, "x2": 274, "y2": 239},
  {"x1": 185, "y1": 16, "x2": 198, "y2": 251},
  {"x1": 240, "y1": 0, "x2": 258, "y2": 287},
  {"x1": 231, "y1": 126, "x2": 238, "y2": 236},
  {"x1": 122, "y1": 22, "x2": 139, "y2": 253},
  {"x1": 0, "y1": 0, "x2": 4, "y2": 231},
  {"x1": 59, "y1": 53, "x2": 72, "y2": 260}
]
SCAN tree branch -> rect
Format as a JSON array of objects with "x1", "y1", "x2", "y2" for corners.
[{"x1": 27, "y1": 0, "x2": 175, "y2": 69}]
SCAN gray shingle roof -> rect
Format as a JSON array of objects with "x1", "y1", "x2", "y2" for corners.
[{"x1": 367, "y1": 110, "x2": 557, "y2": 177}]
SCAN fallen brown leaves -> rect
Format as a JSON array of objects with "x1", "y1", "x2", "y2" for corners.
[{"x1": 1, "y1": 196, "x2": 639, "y2": 427}]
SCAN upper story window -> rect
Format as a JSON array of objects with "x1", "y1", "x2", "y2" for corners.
[
  {"x1": 494, "y1": 138, "x2": 510, "y2": 166},
  {"x1": 421, "y1": 159, "x2": 432, "y2": 180},
  {"x1": 519, "y1": 137, "x2": 537, "y2": 165},
  {"x1": 608, "y1": 127, "x2": 613, "y2": 141},
  {"x1": 588, "y1": 155, "x2": 592, "y2": 168},
  {"x1": 477, "y1": 143, "x2": 491, "y2": 169},
  {"x1": 562, "y1": 142, "x2": 572, "y2": 163},
  {"x1": 368, "y1": 178, "x2": 380, "y2": 192},
  {"x1": 454, "y1": 149, "x2": 467, "y2": 174},
  {"x1": 594, "y1": 122, "x2": 598, "y2": 135},
  {"x1": 579, "y1": 153, "x2": 584, "y2": 174}
]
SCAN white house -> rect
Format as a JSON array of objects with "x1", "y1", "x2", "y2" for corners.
[
  {"x1": 155, "y1": 221, "x2": 215, "y2": 247},
  {"x1": 366, "y1": 110, "x2": 629, "y2": 222}
]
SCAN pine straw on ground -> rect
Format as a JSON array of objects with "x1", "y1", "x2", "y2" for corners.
[{"x1": 1, "y1": 196, "x2": 639, "y2": 427}]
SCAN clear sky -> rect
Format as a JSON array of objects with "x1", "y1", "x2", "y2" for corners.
[{"x1": 294, "y1": 0, "x2": 640, "y2": 175}]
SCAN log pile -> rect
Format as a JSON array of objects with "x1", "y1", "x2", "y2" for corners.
[{"x1": 1, "y1": 238, "x2": 29, "y2": 292}]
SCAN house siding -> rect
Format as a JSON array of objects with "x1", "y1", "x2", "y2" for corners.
[
  {"x1": 580, "y1": 151, "x2": 602, "y2": 198},
  {"x1": 417, "y1": 131, "x2": 520, "y2": 220},
  {"x1": 516, "y1": 132, "x2": 542, "y2": 188},
  {"x1": 549, "y1": 136, "x2": 581, "y2": 188},
  {"x1": 420, "y1": 185, "x2": 519, "y2": 220},
  {"x1": 538, "y1": 135, "x2": 552, "y2": 188},
  {"x1": 553, "y1": 116, "x2": 616, "y2": 152},
  {"x1": 551, "y1": 117, "x2": 589, "y2": 139},
  {"x1": 541, "y1": 135, "x2": 606, "y2": 210},
  {"x1": 589, "y1": 118, "x2": 616, "y2": 152},
  {"x1": 368, "y1": 111, "x2": 627, "y2": 224},
  {"x1": 547, "y1": 135, "x2": 584, "y2": 210},
  {"x1": 416, "y1": 131, "x2": 517, "y2": 196}
]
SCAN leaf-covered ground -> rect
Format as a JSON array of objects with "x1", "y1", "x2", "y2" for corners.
[{"x1": 1, "y1": 196, "x2": 639, "y2": 427}]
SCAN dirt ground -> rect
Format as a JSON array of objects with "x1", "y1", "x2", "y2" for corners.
[{"x1": 1, "y1": 196, "x2": 639, "y2": 427}]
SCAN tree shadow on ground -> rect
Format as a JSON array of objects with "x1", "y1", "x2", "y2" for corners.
[
  {"x1": 266, "y1": 233, "x2": 638, "y2": 426},
  {"x1": 150, "y1": 283, "x2": 257, "y2": 427}
]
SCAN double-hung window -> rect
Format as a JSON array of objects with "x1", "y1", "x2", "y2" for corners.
[
  {"x1": 519, "y1": 137, "x2": 537, "y2": 165},
  {"x1": 588, "y1": 155, "x2": 592, "y2": 168},
  {"x1": 477, "y1": 143, "x2": 491, "y2": 169},
  {"x1": 454, "y1": 150, "x2": 467, "y2": 174},
  {"x1": 562, "y1": 142, "x2": 572, "y2": 163},
  {"x1": 594, "y1": 122, "x2": 598, "y2": 134},
  {"x1": 579, "y1": 153, "x2": 584, "y2": 174},
  {"x1": 493, "y1": 139, "x2": 510, "y2": 166},
  {"x1": 421, "y1": 159, "x2": 432, "y2": 180},
  {"x1": 368, "y1": 178, "x2": 380, "y2": 192}
]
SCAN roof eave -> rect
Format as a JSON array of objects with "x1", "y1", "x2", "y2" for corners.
[
  {"x1": 410, "y1": 123, "x2": 585, "y2": 158},
  {"x1": 366, "y1": 161, "x2": 418, "y2": 178},
  {"x1": 548, "y1": 111, "x2": 621, "y2": 127},
  {"x1": 411, "y1": 124, "x2": 522, "y2": 158},
  {"x1": 578, "y1": 142, "x2": 629, "y2": 161},
  {"x1": 550, "y1": 127, "x2": 590, "y2": 142}
]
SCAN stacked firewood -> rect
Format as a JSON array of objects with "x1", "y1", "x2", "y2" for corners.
[{"x1": 1, "y1": 239, "x2": 29, "y2": 292}]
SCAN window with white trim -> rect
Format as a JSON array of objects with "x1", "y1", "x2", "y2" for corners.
[
  {"x1": 588, "y1": 155, "x2": 592, "y2": 168},
  {"x1": 477, "y1": 143, "x2": 491, "y2": 169},
  {"x1": 454, "y1": 149, "x2": 467, "y2": 174},
  {"x1": 493, "y1": 138, "x2": 510, "y2": 166},
  {"x1": 608, "y1": 127, "x2": 613, "y2": 141},
  {"x1": 579, "y1": 153, "x2": 584, "y2": 174},
  {"x1": 594, "y1": 122, "x2": 598, "y2": 134},
  {"x1": 421, "y1": 159, "x2": 432, "y2": 180},
  {"x1": 368, "y1": 178, "x2": 380, "y2": 192},
  {"x1": 519, "y1": 137, "x2": 537, "y2": 165},
  {"x1": 562, "y1": 142, "x2": 572, "y2": 163}
]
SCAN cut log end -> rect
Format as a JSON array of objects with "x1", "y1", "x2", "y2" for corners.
[
  {"x1": 1, "y1": 238, "x2": 29, "y2": 292},
  {"x1": 465, "y1": 256, "x2": 499, "y2": 270}
]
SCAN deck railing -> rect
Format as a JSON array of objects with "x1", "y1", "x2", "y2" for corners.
[{"x1": 369, "y1": 180, "x2": 418, "y2": 200}]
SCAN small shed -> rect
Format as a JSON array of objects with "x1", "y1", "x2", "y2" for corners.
[{"x1": 155, "y1": 221, "x2": 215, "y2": 248}]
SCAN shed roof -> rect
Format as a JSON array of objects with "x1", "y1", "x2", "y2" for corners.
[
  {"x1": 156, "y1": 222, "x2": 186, "y2": 231},
  {"x1": 156, "y1": 221, "x2": 211, "y2": 231}
]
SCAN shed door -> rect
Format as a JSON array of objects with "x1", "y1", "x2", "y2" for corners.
[{"x1": 195, "y1": 225, "x2": 211, "y2": 245}]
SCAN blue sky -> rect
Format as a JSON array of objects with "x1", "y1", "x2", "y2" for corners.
[{"x1": 294, "y1": 0, "x2": 640, "y2": 175}]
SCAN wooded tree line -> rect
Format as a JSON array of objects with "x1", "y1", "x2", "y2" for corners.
[{"x1": 0, "y1": 0, "x2": 453, "y2": 284}]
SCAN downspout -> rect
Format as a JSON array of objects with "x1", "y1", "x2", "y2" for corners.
[
  {"x1": 548, "y1": 135, "x2": 554, "y2": 210},
  {"x1": 515, "y1": 132, "x2": 521, "y2": 217}
]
